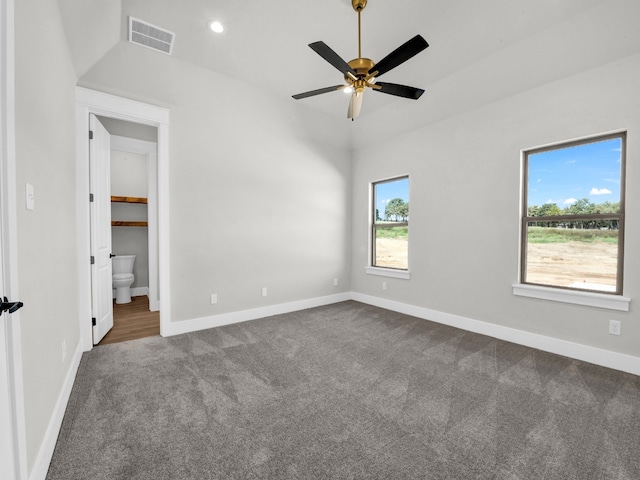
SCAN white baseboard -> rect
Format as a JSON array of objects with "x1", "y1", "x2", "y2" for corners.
[
  {"x1": 351, "y1": 292, "x2": 640, "y2": 376},
  {"x1": 164, "y1": 290, "x2": 640, "y2": 375},
  {"x1": 149, "y1": 296, "x2": 160, "y2": 312},
  {"x1": 131, "y1": 287, "x2": 148, "y2": 298},
  {"x1": 112, "y1": 287, "x2": 148, "y2": 300},
  {"x1": 162, "y1": 292, "x2": 352, "y2": 337},
  {"x1": 29, "y1": 340, "x2": 83, "y2": 480}
]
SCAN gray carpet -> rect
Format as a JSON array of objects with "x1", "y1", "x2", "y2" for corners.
[{"x1": 47, "y1": 301, "x2": 640, "y2": 479}]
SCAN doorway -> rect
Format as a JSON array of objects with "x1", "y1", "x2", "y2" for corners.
[
  {"x1": 95, "y1": 120, "x2": 160, "y2": 345},
  {"x1": 99, "y1": 297, "x2": 160, "y2": 345},
  {"x1": 76, "y1": 87, "x2": 170, "y2": 352}
]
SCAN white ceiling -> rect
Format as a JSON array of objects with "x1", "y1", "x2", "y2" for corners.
[{"x1": 57, "y1": 0, "x2": 639, "y2": 139}]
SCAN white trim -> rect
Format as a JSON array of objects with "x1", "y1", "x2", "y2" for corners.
[
  {"x1": 76, "y1": 88, "x2": 170, "y2": 125},
  {"x1": 365, "y1": 267, "x2": 411, "y2": 279},
  {"x1": 351, "y1": 292, "x2": 640, "y2": 376},
  {"x1": 163, "y1": 293, "x2": 352, "y2": 337},
  {"x1": 28, "y1": 341, "x2": 83, "y2": 480},
  {"x1": 76, "y1": 87, "x2": 170, "y2": 351},
  {"x1": 131, "y1": 287, "x2": 148, "y2": 298},
  {"x1": 147, "y1": 144, "x2": 158, "y2": 311},
  {"x1": 0, "y1": 0, "x2": 27, "y2": 477},
  {"x1": 512, "y1": 284, "x2": 630, "y2": 311},
  {"x1": 111, "y1": 287, "x2": 149, "y2": 300},
  {"x1": 110, "y1": 135, "x2": 159, "y2": 312},
  {"x1": 157, "y1": 122, "x2": 170, "y2": 335}
]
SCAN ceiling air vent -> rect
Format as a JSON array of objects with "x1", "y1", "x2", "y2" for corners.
[{"x1": 129, "y1": 17, "x2": 175, "y2": 55}]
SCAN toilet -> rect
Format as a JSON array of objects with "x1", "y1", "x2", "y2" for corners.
[{"x1": 112, "y1": 255, "x2": 136, "y2": 304}]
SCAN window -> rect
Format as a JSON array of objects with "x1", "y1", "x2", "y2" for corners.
[
  {"x1": 521, "y1": 132, "x2": 626, "y2": 295},
  {"x1": 371, "y1": 176, "x2": 409, "y2": 271}
]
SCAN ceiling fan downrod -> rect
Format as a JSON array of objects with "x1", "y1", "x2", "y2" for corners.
[
  {"x1": 346, "y1": 0, "x2": 376, "y2": 94},
  {"x1": 352, "y1": 0, "x2": 367, "y2": 59}
]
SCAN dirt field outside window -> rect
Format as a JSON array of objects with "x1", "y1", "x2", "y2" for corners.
[{"x1": 375, "y1": 236, "x2": 618, "y2": 291}]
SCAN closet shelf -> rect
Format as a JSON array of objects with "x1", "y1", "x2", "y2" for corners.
[
  {"x1": 111, "y1": 221, "x2": 148, "y2": 227},
  {"x1": 111, "y1": 196, "x2": 147, "y2": 204}
]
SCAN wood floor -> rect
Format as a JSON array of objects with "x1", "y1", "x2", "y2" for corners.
[{"x1": 98, "y1": 296, "x2": 160, "y2": 346}]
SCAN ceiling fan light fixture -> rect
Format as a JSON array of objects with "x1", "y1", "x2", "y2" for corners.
[
  {"x1": 208, "y1": 20, "x2": 224, "y2": 33},
  {"x1": 344, "y1": 86, "x2": 354, "y2": 94}
]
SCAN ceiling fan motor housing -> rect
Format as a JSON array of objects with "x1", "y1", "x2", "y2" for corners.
[
  {"x1": 347, "y1": 58, "x2": 375, "y2": 77},
  {"x1": 346, "y1": 58, "x2": 376, "y2": 93},
  {"x1": 352, "y1": 0, "x2": 367, "y2": 12}
]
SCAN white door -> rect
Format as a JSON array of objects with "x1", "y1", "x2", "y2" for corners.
[
  {"x1": 1, "y1": 173, "x2": 23, "y2": 479},
  {"x1": 2, "y1": 0, "x2": 22, "y2": 474},
  {"x1": 90, "y1": 114, "x2": 113, "y2": 344},
  {"x1": 0, "y1": 231, "x2": 17, "y2": 480}
]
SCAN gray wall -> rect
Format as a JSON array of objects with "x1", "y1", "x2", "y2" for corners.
[
  {"x1": 167, "y1": 99, "x2": 352, "y2": 321},
  {"x1": 98, "y1": 116, "x2": 157, "y2": 143},
  {"x1": 351, "y1": 53, "x2": 640, "y2": 358},
  {"x1": 15, "y1": 0, "x2": 80, "y2": 473},
  {"x1": 78, "y1": 45, "x2": 353, "y2": 323}
]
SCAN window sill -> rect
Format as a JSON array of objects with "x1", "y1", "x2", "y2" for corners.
[
  {"x1": 512, "y1": 284, "x2": 630, "y2": 311},
  {"x1": 366, "y1": 267, "x2": 411, "y2": 280}
]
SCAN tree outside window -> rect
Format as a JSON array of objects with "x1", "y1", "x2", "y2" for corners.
[{"x1": 372, "y1": 176, "x2": 409, "y2": 270}]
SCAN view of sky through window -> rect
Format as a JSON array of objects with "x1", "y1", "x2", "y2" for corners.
[
  {"x1": 527, "y1": 138, "x2": 622, "y2": 209},
  {"x1": 375, "y1": 177, "x2": 409, "y2": 221}
]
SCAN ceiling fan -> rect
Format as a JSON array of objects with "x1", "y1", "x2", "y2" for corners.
[{"x1": 292, "y1": 0, "x2": 429, "y2": 120}]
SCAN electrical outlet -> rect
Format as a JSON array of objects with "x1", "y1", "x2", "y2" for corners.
[
  {"x1": 333, "y1": 278, "x2": 338, "y2": 287},
  {"x1": 262, "y1": 287, "x2": 268, "y2": 297},
  {"x1": 61, "y1": 340, "x2": 67, "y2": 362},
  {"x1": 210, "y1": 294, "x2": 218, "y2": 305},
  {"x1": 609, "y1": 320, "x2": 621, "y2": 336},
  {"x1": 382, "y1": 281, "x2": 387, "y2": 291}
]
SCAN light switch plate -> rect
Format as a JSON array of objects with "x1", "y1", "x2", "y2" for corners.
[{"x1": 26, "y1": 183, "x2": 35, "y2": 210}]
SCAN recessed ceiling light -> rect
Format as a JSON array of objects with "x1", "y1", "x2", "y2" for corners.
[{"x1": 208, "y1": 20, "x2": 224, "y2": 33}]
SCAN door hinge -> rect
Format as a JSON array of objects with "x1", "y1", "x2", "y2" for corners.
[
  {"x1": 92, "y1": 317, "x2": 96, "y2": 326},
  {"x1": 89, "y1": 193, "x2": 94, "y2": 202},
  {"x1": 90, "y1": 256, "x2": 95, "y2": 265},
  {"x1": 89, "y1": 130, "x2": 93, "y2": 140}
]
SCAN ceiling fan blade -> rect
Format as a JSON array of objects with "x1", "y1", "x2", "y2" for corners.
[
  {"x1": 373, "y1": 82, "x2": 425, "y2": 100},
  {"x1": 369, "y1": 35, "x2": 429, "y2": 77},
  {"x1": 347, "y1": 91, "x2": 364, "y2": 119},
  {"x1": 309, "y1": 41, "x2": 358, "y2": 78},
  {"x1": 292, "y1": 85, "x2": 345, "y2": 100}
]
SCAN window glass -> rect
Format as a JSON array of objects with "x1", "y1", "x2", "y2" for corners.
[
  {"x1": 522, "y1": 133, "x2": 625, "y2": 294},
  {"x1": 372, "y1": 177, "x2": 409, "y2": 270}
]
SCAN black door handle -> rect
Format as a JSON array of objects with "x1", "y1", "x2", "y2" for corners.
[
  {"x1": 110, "y1": 254, "x2": 116, "y2": 258},
  {"x1": 1, "y1": 296, "x2": 23, "y2": 314}
]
